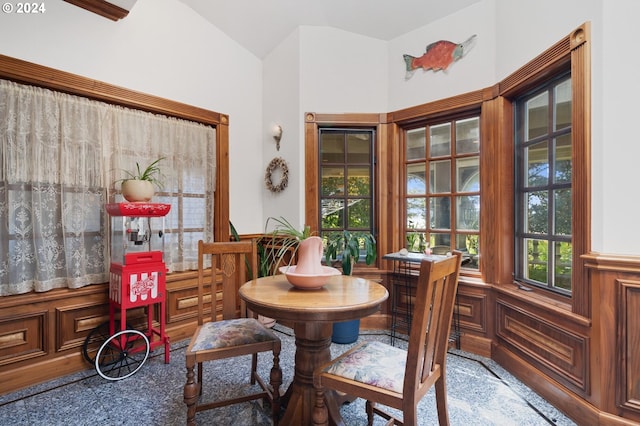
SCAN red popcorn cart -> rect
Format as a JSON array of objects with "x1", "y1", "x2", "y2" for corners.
[{"x1": 82, "y1": 202, "x2": 171, "y2": 381}]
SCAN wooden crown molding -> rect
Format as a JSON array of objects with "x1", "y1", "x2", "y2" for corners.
[{"x1": 63, "y1": 0, "x2": 130, "y2": 21}]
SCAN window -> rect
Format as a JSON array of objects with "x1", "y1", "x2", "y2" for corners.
[
  {"x1": 515, "y1": 74, "x2": 572, "y2": 294},
  {"x1": 403, "y1": 116, "x2": 480, "y2": 270},
  {"x1": 0, "y1": 78, "x2": 215, "y2": 296},
  {"x1": 319, "y1": 128, "x2": 375, "y2": 261}
]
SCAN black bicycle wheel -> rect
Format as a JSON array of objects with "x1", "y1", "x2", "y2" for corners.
[
  {"x1": 82, "y1": 320, "x2": 133, "y2": 364},
  {"x1": 95, "y1": 329, "x2": 149, "y2": 381},
  {"x1": 82, "y1": 321, "x2": 114, "y2": 364}
]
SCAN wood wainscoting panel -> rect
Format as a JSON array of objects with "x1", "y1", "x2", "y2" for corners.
[
  {"x1": 457, "y1": 290, "x2": 487, "y2": 333},
  {"x1": 56, "y1": 295, "x2": 110, "y2": 352},
  {"x1": 0, "y1": 311, "x2": 47, "y2": 366},
  {"x1": 618, "y1": 278, "x2": 640, "y2": 413},
  {"x1": 496, "y1": 300, "x2": 589, "y2": 394}
]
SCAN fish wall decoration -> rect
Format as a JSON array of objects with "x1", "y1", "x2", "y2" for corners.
[{"x1": 403, "y1": 34, "x2": 477, "y2": 79}]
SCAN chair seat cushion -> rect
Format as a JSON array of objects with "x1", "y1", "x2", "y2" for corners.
[
  {"x1": 323, "y1": 341, "x2": 406, "y2": 394},
  {"x1": 190, "y1": 318, "x2": 278, "y2": 351}
]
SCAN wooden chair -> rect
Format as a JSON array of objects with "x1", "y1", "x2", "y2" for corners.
[
  {"x1": 312, "y1": 251, "x2": 462, "y2": 426},
  {"x1": 184, "y1": 240, "x2": 282, "y2": 425}
]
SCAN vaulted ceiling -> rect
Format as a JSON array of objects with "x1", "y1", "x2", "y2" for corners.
[{"x1": 70, "y1": 0, "x2": 481, "y2": 59}]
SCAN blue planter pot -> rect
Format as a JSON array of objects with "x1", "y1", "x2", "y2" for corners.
[{"x1": 331, "y1": 319, "x2": 360, "y2": 344}]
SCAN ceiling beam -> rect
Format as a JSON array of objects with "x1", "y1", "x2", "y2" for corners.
[{"x1": 63, "y1": 0, "x2": 129, "y2": 21}]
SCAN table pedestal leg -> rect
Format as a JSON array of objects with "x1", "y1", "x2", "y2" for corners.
[{"x1": 280, "y1": 322, "x2": 345, "y2": 426}]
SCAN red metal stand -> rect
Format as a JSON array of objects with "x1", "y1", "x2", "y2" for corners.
[{"x1": 107, "y1": 203, "x2": 171, "y2": 363}]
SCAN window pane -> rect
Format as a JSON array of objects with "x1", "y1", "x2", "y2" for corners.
[
  {"x1": 347, "y1": 199, "x2": 370, "y2": 228},
  {"x1": 406, "y1": 229, "x2": 425, "y2": 252},
  {"x1": 320, "y1": 133, "x2": 344, "y2": 163},
  {"x1": 430, "y1": 234, "x2": 451, "y2": 249},
  {"x1": 347, "y1": 166, "x2": 370, "y2": 196},
  {"x1": 406, "y1": 128, "x2": 426, "y2": 160},
  {"x1": 554, "y1": 241, "x2": 572, "y2": 291},
  {"x1": 430, "y1": 197, "x2": 450, "y2": 230},
  {"x1": 429, "y1": 160, "x2": 451, "y2": 193},
  {"x1": 554, "y1": 79, "x2": 572, "y2": 131},
  {"x1": 554, "y1": 134, "x2": 572, "y2": 183},
  {"x1": 456, "y1": 234, "x2": 479, "y2": 270},
  {"x1": 346, "y1": 133, "x2": 371, "y2": 163},
  {"x1": 526, "y1": 141, "x2": 549, "y2": 186},
  {"x1": 525, "y1": 238, "x2": 548, "y2": 284},
  {"x1": 554, "y1": 189, "x2": 572, "y2": 235},
  {"x1": 526, "y1": 191, "x2": 548, "y2": 234},
  {"x1": 430, "y1": 123, "x2": 451, "y2": 157},
  {"x1": 183, "y1": 197, "x2": 206, "y2": 229},
  {"x1": 406, "y1": 197, "x2": 425, "y2": 229},
  {"x1": 456, "y1": 195, "x2": 479, "y2": 230},
  {"x1": 406, "y1": 163, "x2": 426, "y2": 195},
  {"x1": 526, "y1": 92, "x2": 548, "y2": 140},
  {"x1": 321, "y1": 166, "x2": 344, "y2": 196},
  {"x1": 456, "y1": 117, "x2": 480, "y2": 154},
  {"x1": 456, "y1": 157, "x2": 479, "y2": 192},
  {"x1": 321, "y1": 199, "x2": 344, "y2": 229}
]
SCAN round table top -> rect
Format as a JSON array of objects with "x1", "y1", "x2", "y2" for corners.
[{"x1": 239, "y1": 274, "x2": 389, "y2": 323}]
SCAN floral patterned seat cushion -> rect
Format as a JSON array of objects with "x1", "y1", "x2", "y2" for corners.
[
  {"x1": 323, "y1": 340, "x2": 407, "y2": 394},
  {"x1": 190, "y1": 318, "x2": 278, "y2": 352}
]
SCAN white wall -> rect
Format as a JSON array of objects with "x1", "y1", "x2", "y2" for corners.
[
  {"x1": 387, "y1": 1, "x2": 496, "y2": 111},
  {"x1": 0, "y1": 0, "x2": 265, "y2": 234},
  {"x1": 600, "y1": 0, "x2": 640, "y2": 255},
  {"x1": 261, "y1": 30, "x2": 302, "y2": 232},
  {"x1": 261, "y1": 26, "x2": 388, "y2": 231}
]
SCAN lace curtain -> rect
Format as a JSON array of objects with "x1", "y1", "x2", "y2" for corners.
[{"x1": 0, "y1": 79, "x2": 215, "y2": 296}]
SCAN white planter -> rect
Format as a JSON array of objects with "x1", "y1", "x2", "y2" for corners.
[{"x1": 121, "y1": 180, "x2": 155, "y2": 202}]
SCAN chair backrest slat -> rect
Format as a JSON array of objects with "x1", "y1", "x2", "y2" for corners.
[{"x1": 403, "y1": 251, "x2": 462, "y2": 398}]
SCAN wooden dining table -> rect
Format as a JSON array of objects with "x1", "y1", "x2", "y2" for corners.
[{"x1": 239, "y1": 274, "x2": 388, "y2": 426}]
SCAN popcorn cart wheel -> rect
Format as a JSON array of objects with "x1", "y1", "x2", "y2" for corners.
[
  {"x1": 82, "y1": 320, "x2": 150, "y2": 381},
  {"x1": 82, "y1": 319, "x2": 128, "y2": 364},
  {"x1": 94, "y1": 329, "x2": 150, "y2": 381}
]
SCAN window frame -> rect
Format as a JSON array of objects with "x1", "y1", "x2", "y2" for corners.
[
  {"x1": 318, "y1": 127, "x2": 376, "y2": 243},
  {"x1": 514, "y1": 72, "x2": 573, "y2": 295},
  {"x1": 401, "y1": 113, "x2": 482, "y2": 271},
  {"x1": 305, "y1": 113, "x2": 383, "y2": 269}
]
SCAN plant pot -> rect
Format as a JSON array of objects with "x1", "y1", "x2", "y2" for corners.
[
  {"x1": 121, "y1": 180, "x2": 155, "y2": 202},
  {"x1": 331, "y1": 319, "x2": 360, "y2": 344}
]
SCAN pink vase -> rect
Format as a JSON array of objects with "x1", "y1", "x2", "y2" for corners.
[{"x1": 295, "y1": 236, "x2": 324, "y2": 275}]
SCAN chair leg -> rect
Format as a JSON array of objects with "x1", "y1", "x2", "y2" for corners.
[
  {"x1": 365, "y1": 400, "x2": 375, "y2": 425},
  {"x1": 435, "y1": 377, "x2": 450, "y2": 426},
  {"x1": 184, "y1": 365, "x2": 199, "y2": 426},
  {"x1": 251, "y1": 353, "x2": 258, "y2": 385},
  {"x1": 197, "y1": 361, "x2": 203, "y2": 396},
  {"x1": 312, "y1": 388, "x2": 329, "y2": 426},
  {"x1": 270, "y1": 351, "x2": 282, "y2": 424}
]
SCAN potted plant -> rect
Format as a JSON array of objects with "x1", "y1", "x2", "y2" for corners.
[
  {"x1": 116, "y1": 157, "x2": 165, "y2": 202},
  {"x1": 259, "y1": 216, "x2": 311, "y2": 276},
  {"x1": 324, "y1": 230, "x2": 377, "y2": 343}
]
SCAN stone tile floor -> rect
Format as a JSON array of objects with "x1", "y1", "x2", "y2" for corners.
[{"x1": 0, "y1": 325, "x2": 577, "y2": 425}]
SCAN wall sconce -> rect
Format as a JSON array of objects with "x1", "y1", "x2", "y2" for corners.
[{"x1": 271, "y1": 124, "x2": 283, "y2": 151}]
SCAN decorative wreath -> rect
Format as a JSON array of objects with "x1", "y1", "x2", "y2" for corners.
[{"x1": 265, "y1": 157, "x2": 289, "y2": 193}]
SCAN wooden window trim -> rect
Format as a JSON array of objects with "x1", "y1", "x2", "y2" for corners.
[
  {"x1": 0, "y1": 54, "x2": 230, "y2": 242},
  {"x1": 497, "y1": 23, "x2": 591, "y2": 316},
  {"x1": 305, "y1": 112, "x2": 389, "y2": 264}
]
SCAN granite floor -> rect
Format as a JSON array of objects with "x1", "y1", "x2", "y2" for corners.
[{"x1": 0, "y1": 324, "x2": 577, "y2": 426}]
